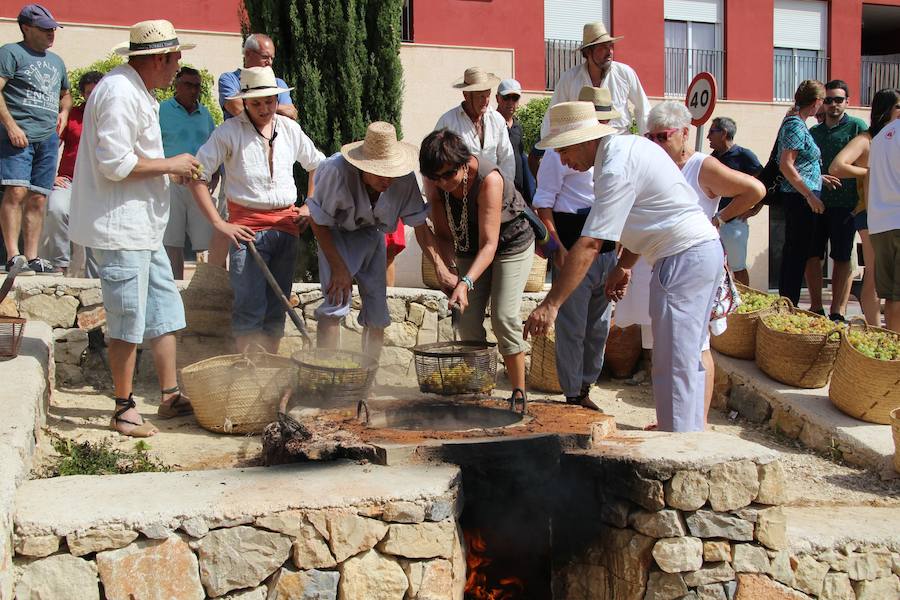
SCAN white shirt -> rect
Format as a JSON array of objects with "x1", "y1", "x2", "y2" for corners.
[
  {"x1": 540, "y1": 62, "x2": 651, "y2": 137},
  {"x1": 582, "y1": 135, "x2": 719, "y2": 266},
  {"x1": 69, "y1": 64, "x2": 170, "y2": 250},
  {"x1": 868, "y1": 120, "x2": 900, "y2": 235},
  {"x1": 681, "y1": 151, "x2": 721, "y2": 219},
  {"x1": 532, "y1": 148, "x2": 594, "y2": 213},
  {"x1": 435, "y1": 104, "x2": 515, "y2": 181},
  {"x1": 196, "y1": 112, "x2": 324, "y2": 210}
]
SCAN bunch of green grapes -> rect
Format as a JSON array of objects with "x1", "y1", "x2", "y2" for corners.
[
  {"x1": 303, "y1": 356, "x2": 360, "y2": 369},
  {"x1": 735, "y1": 291, "x2": 778, "y2": 314},
  {"x1": 762, "y1": 312, "x2": 838, "y2": 334},
  {"x1": 424, "y1": 362, "x2": 482, "y2": 393},
  {"x1": 847, "y1": 329, "x2": 900, "y2": 361}
]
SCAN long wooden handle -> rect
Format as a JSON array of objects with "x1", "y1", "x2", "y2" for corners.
[{"x1": 246, "y1": 241, "x2": 311, "y2": 345}]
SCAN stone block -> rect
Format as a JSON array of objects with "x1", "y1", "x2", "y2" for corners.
[
  {"x1": 407, "y1": 303, "x2": 427, "y2": 327},
  {"x1": 770, "y1": 406, "x2": 804, "y2": 439},
  {"x1": 387, "y1": 298, "x2": 407, "y2": 322},
  {"x1": 686, "y1": 511, "x2": 754, "y2": 541},
  {"x1": 425, "y1": 496, "x2": 458, "y2": 523},
  {"x1": 19, "y1": 294, "x2": 78, "y2": 328},
  {"x1": 0, "y1": 294, "x2": 18, "y2": 317},
  {"x1": 793, "y1": 555, "x2": 828, "y2": 597},
  {"x1": 708, "y1": 460, "x2": 759, "y2": 512},
  {"x1": 402, "y1": 558, "x2": 453, "y2": 600},
  {"x1": 76, "y1": 305, "x2": 106, "y2": 330},
  {"x1": 255, "y1": 510, "x2": 307, "y2": 537},
  {"x1": 852, "y1": 576, "x2": 900, "y2": 599},
  {"x1": 644, "y1": 570, "x2": 688, "y2": 600},
  {"x1": 620, "y1": 471, "x2": 667, "y2": 512},
  {"x1": 418, "y1": 309, "x2": 439, "y2": 345},
  {"x1": 382, "y1": 501, "x2": 426, "y2": 524},
  {"x1": 665, "y1": 470, "x2": 709, "y2": 511},
  {"x1": 79, "y1": 287, "x2": 104, "y2": 307},
  {"x1": 378, "y1": 521, "x2": 456, "y2": 559},
  {"x1": 821, "y1": 572, "x2": 854, "y2": 600},
  {"x1": 755, "y1": 507, "x2": 787, "y2": 550},
  {"x1": 652, "y1": 537, "x2": 703, "y2": 573},
  {"x1": 197, "y1": 525, "x2": 291, "y2": 597},
  {"x1": 732, "y1": 543, "x2": 770, "y2": 574},
  {"x1": 299, "y1": 290, "x2": 323, "y2": 304},
  {"x1": 727, "y1": 383, "x2": 772, "y2": 423},
  {"x1": 221, "y1": 587, "x2": 268, "y2": 599},
  {"x1": 755, "y1": 461, "x2": 787, "y2": 505},
  {"x1": 847, "y1": 550, "x2": 893, "y2": 581},
  {"x1": 598, "y1": 496, "x2": 631, "y2": 529},
  {"x1": 338, "y1": 549, "x2": 408, "y2": 600},
  {"x1": 53, "y1": 327, "x2": 88, "y2": 365},
  {"x1": 384, "y1": 321, "x2": 418, "y2": 347},
  {"x1": 292, "y1": 519, "x2": 337, "y2": 570},
  {"x1": 97, "y1": 536, "x2": 204, "y2": 600},
  {"x1": 270, "y1": 567, "x2": 340, "y2": 600},
  {"x1": 768, "y1": 550, "x2": 796, "y2": 587},
  {"x1": 734, "y1": 574, "x2": 813, "y2": 600},
  {"x1": 378, "y1": 346, "x2": 414, "y2": 376},
  {"x1": 326, "y1": 512, "x2": 389, "y2": 563},
  {"x1": 15, "y1": 554, "x2": 99, "y2": 600},
  {"x1": 67, "y1": 528, "x2": 139, "y2": 557},
  {"x1": 711, "y1": 367, "x2": 732, "y2": 411},
  {"x1": 697, "y1": 583, "x2": 727, "y2": 600},
  {"x1": 704, "y1": 540, "x2": 732, "y2": 563},
  {"x1": 14, "y1": 534, "x2": 61, "y2": 558},
  {"x1": 629, "y1": 509, "x2": 686, "y2": 538},
  {"x1": 587, "y1": 525, "x2": 655, "y2": 589},
  {"x1": 304, "y1": 299, "x2": 324, "y2": 319},
  {"x1": 180, "y1": 516, "x2": 210, "y2": 538},
  {"x1": 55, "y1": 362, "x2": 84, "y2": 386},
  {"x1": 684, "y1": 563, "x2": 736, "y2": 587}
]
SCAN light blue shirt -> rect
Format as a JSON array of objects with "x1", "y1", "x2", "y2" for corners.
[
  {"x1": 218, "y1": 69, "x2": 293, "y2": 120},
  {"x1": 159, "y1": 98, "x2": 215, "y2": 157}
]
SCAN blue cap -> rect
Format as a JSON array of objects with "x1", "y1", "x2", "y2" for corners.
[
  {"x1": 497, "y1": 78, "x2": 522, "y2": 96},
  {"x1": 17, "y1": 4, "x2": 61, "y2": 29}
]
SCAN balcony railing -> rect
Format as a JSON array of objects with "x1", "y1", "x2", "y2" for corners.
[
  {"x1": 860, "y1": 58, "x2": 900, "y2": 107},
  {"x1": 545, "y1": 38, "x2": 582, "y2": 91},
  {"x1": 773, "y1": 54, "x2": 828, "y2": 102},
  {"x1": 664, "y1": 47, "x2": 724, "y2": 98},
  {"x1": 401, "y1": 0, "x2": 413, "y2": 42}
]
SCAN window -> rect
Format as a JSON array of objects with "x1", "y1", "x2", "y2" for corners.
[
  {"x1": 664, "y1": 0, "x2": 723, "y2": 97},
  {"x1": 544, "y1": 0, "x2": 610, "y2": 90},
  {"x1": 773, "y1": 0, "x2": 828, "y2": 101}
]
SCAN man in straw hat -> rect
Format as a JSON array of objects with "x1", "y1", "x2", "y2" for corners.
[
  {"x1": 436, "y1": 67, "x2": 515, "y2": 181},
  {"x1": 540, "y1": 21, "x2": 650, "y2": 137},
  {"x1": 69, "y1": 19, "x2": 202, "y2": 437},
  {"x1": 524, "y1": 101, "x2": 724, "y2": 432},
  {"x1": 188, "y1": 66, "x2": 325, "y2": 354},
  {"x1": 307, "y1": 121, "x2": 442, "y2": 361},
  {"x1": 532, "y1": 87, "x2": 620, "y2": 410}
]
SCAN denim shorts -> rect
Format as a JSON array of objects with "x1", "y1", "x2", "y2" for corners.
[
  {"x1": 93, "y1": 247, "x2": 186, "y2": 344},
  {"x1": 229, "y1": 229, "x2": 298, "y2": 337},
  {"x1": 718, "y1": 218, "x2": 749, "y2": 272},
  {"x1": 0, "y1": 132, "x2": 59, "y2": 195}
]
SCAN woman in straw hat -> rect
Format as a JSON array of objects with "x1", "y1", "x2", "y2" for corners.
[
  {"x1": 435, "y1": 67, "x2": 516, "y2": 181},
  {"x1": 532, "y1": 87, "x2": 620, "y2": 409},
  {"x1": 188, "y1": 66, "x2": 325, "y2": 354},
  {"x1": 307, "y1": 121, "x2": 441, "y2": 361},
  {"x1": 524, "y1": 101, "x2": 723, "y2": 433},
  {"x1": 419, "y1": 128, "x2": 535, "y2": 409}
]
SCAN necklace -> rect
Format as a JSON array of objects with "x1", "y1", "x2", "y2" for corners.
[{"x1": 444, "y1": 166, "x2": 470, "y2": 253}]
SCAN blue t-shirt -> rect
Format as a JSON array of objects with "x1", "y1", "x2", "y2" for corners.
[
  {"x1": 218, "y1": 69, "x2": 293, "y2": 120},
  {"x1": 713, "y1": 144, "x2": 762, "y2": 210},
  {"x1": 0, "y1": 42, "x2": 69, "y2": 142},
  {"x1": 159, "y1": 98, "x2": 216, "y2": 157},
  {"x1": 777, "y1": 116, "x2": 822, "y2": 194}
]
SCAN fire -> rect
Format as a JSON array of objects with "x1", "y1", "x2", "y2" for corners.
[{"x1": 464, "y1": 529, "x2": 525, "y2": 600}]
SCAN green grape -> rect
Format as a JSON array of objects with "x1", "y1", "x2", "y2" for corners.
[
  {"x1": 762, "y1": 312, "x2": 839, "y2": 334},
  {"x1": 736, "y1": 291, "x2": 779, "y2": 314},
  {"x1": 303, "y1": 357, "x2": 360, "y2": 369},
  {"x1": 846, "y1": 329, "x2": 900, "y2": 361}
]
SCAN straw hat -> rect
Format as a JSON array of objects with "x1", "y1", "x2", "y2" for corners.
[
  {"x1": 341, "y1": 122, "x2": 419, "y2": 178},
  {"x1": 225, "y1": 67, "x2": 294, "y2": 100},
  {"x1": 115, "y1": 20, "x2": 196, "y2": 56},
  {"x1": 577, "y1": 86, "x2": 622, "y2": 121},
  {"x1": 577, "y1": 21, "x2": 623, "y2": 51},
  {"x1": 452, "y1": 67, "x2": 501, "y2": 92},
  {"x1": 535, "y1": 102, "x2": 617, "y2": 150}
]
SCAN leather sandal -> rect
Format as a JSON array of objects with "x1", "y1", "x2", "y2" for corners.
[
  {"x1": 508, "y1": 387, "x2": 527, "y2": 414},
  {"x1": 157, "y1": 386, "x2": 193, "y2": 419},
  {"x1": 110, "y1": 394, "x2": 157, "y2": 437}
]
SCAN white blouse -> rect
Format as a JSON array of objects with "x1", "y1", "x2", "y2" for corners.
[{"x1": 435, "y1": 104, "x2": 516, "y2": 181}]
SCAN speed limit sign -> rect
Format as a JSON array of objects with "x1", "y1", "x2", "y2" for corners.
[{"x1": 685, "y1": 72, "x2": 717, "y2": 126}]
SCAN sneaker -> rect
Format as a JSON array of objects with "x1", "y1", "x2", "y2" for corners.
[
  {"x1": 5, "y1": 255, "x2": 34, "y2": 277},
  {"x1": 27, "y1": 257, "x2": 63, "y2": 276},
  {"x1": 810, "y1": 307, "x2": 826, "y2": 317},
  {"x1": 829, "y1": 313, "x2": 846, "y2": 323}
]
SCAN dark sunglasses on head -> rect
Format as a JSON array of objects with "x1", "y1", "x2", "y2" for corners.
[
  {"x1": 644, "y1": 128, "x2": 679, "y2": 143},
  {"x1": 823, "y1": 96, "x2": 846, "y2": 105},
  {"x1": 428, "y1": 166, "x2": 459, "y2": 181}
]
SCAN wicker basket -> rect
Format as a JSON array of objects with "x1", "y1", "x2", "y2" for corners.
[
  {"x1": 413, "y1": 341, "x2": 497, "y2": 395},
  {"x1": 0, "y1": 317, "x2": 26, "y2": 359},
  {"x1": 891, "y1": 408, "x2": 900, "y2": 474},
  {"x1": 755, "y1": 306, "x2": 842, "y2": 389},
  {"x1": 528, "y1": 332, "x2": 562, "y2": 393},
  {"x1": 421, "y1": 253, "x2": 441, "y2": 290},
  {"x1": 181, "y1": 263, "x2": 233, "y2": 336},
  {"x1": 524, "y1": 255, "x2": 548, "y2": 293},
  {"x1": 181, "y1": 350, "x2": 298, "y2": 434},
  {"x1": 828, "y1": 321, "x2": 900, "y2": 424},
  {"x1": 605, "y1": 323, "x2": 642, "y2": 378},
  {"x1": 710, "y1": 291, "x2": 790, "y2": 360},
  {"x1": 291, "y1": 348, "x2": 379, "y2": 410}
]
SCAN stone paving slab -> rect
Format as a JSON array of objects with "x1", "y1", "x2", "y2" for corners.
[
  {"x1": 714, "y1": 352, "x2": 895, "y2": 476},
  {"x1": 785, "y1": 506, "x2": 900, "y2": 553},
  {"x1": 15, "y1": 462, "x2": 460, "y2": 537}
]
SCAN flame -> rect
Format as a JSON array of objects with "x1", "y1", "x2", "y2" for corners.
[{"x1": 464, "y1": 529, "x2": 525, "y2": 600}]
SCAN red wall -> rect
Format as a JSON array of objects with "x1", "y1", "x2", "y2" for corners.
[
  {"x1": 412, "y1": 0, "x2": 545, "y2": 91},
  {"x1": 0, "y1": 1, "x2": 243, "y2": 33},
  {"x1": 611, "y1": 0, "x2": 665, "y2": 97},
  {"x1": 828, "y1": 0, "x2": 862, "y2": 101},
  {"x1": 725, "y1": 0, "x2": 774, "y2": 101}
]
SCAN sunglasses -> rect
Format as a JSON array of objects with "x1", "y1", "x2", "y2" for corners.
[
  {"x1": 823, "y1": 97, "x2": 846, "y2": 105},
  {"x1": 428, "y1": 166, "x2": 459, "y2": 181},
  {"x1": 708, "y1": 128, "x2": 723, "y2": 134},
  {"x1": 644, "y1": 128, "x2": 679, "y2": 143}
]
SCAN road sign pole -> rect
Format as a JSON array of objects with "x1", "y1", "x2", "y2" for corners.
[{"x1": 695, "y1": 124, "x2": 704, "y2": 152}]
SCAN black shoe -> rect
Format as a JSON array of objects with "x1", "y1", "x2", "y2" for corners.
[
  {"x1": 829, "y1": 313, "x2": 846, "y2": 323},
  {"x1": 5, "y1": 255, "x2": 34, "y2": 277},
  {"x1": 27, "y1": 257, "x2": 63, "y2": 276},
  {"x1": 810, "y1": 307, "x2": 826, "y2": 316}
]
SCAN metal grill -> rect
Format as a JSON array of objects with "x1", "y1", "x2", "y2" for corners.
[
  {"x1": 0, "y1": 317, "x2": 26, "y2": 359},
  {"x1": 292, "y1": 349, "x2": 378, "y2": 409},
  {"x1": 413, "y1": 341, "x2": 497, "y2": 396}
]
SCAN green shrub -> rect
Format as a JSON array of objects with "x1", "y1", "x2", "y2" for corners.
[
  {"x1": 516, "y1": 96, "x2": 551, "y2": 153},
  {"x1": 42, "y1": 432, "x2": 170, "y2": 477}
]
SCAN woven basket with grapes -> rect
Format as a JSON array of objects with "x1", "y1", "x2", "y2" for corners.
[
  {"x1": 755, "y1": 305, "x2": 843, "y2": 388},
  {"x1": 291, "y1": 348, "x2": 378, "y2": 409},
  {"x1": 710, "y1": 284, "x2": 788, "y2": 360},
  {"x1": 412, "y1": 341, "x2": 497, "y2": 395}
]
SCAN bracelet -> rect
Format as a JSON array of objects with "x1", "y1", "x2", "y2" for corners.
[{"x1": 461, "y1": 275, "x2": 474, "y2": 291}]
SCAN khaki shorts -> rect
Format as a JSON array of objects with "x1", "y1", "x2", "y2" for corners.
[{"x1": 871, "y1": 229, "x2": 900, "y2": 301}]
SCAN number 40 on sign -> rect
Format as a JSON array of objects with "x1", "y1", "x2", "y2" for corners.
[{"x1": 685, "y1": 72, "x2": 718, "y2": 150}]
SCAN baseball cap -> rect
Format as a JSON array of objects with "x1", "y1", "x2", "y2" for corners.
[
  {"x1": 17, "y1": 4, "x2": 61, "y2": 29},
  {"x1": 497, "y1": 79, "x2": 522, "y2": 96}
]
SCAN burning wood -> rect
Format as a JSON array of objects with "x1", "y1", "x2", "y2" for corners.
[{"x1": 464, "y1": 529, "x2": 525, "y2": 600}]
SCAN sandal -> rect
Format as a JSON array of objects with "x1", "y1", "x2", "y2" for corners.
[
  {"x1": 157, "y1": 386, "x2": 193, "y2": 419},
  {"x1": 508, "y1": 387, "x2": 527, "y2": 414},
  {"x1": 110, "y1": 394, "x2": 157, "y2": 437}
]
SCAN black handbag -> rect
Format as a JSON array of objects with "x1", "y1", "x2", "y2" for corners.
[{"x1": 757, "y1": 117, "x2": 792, "y2": 206}]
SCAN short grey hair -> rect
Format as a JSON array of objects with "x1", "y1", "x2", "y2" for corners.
[
  {"x1": 243, "y1": 33, "x2": 273, "y2": 54},
  {"x1": 712, "y1": 117, "x2": 737, "y2": 140},
  {"x1": 647, "y1": 100, "x2": 692, "y2": 131}
]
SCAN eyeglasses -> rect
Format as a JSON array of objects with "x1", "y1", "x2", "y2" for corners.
[
  {"x1": 823, "y1": 96, "x2": 846, "y2": 105},
  {"x1": 708, "y1": 128, "x2": 723, "y2": 134},
  {"x1": 428, "y1": 166, "x2": 460, "y2": 181},
  {"x1": 644, "y1": 128, "x2": 679, "y2": 143}
]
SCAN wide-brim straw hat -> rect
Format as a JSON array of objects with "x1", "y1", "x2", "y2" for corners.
[
  {"x1": 341, "y1": 122, "x2": 419, "y2": 178},
  {"x1": 536, "y1": 101, "x2": 617, "y2": 150},
  {"x1": 577, "y1": 21, "x2": 623, "y2": 51},
  {"x1": 225, "y1": 66, "x2": 294, "y2": 100},
  {"x1": 578, "y1": 86, "x2": 622, "y2": 121},
  {"x1": 115, "y1": 20, "x2": 196, "y2": 56},
  {"x1": 453, "y1": 67, "x2": 501, "y2": 92}
]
